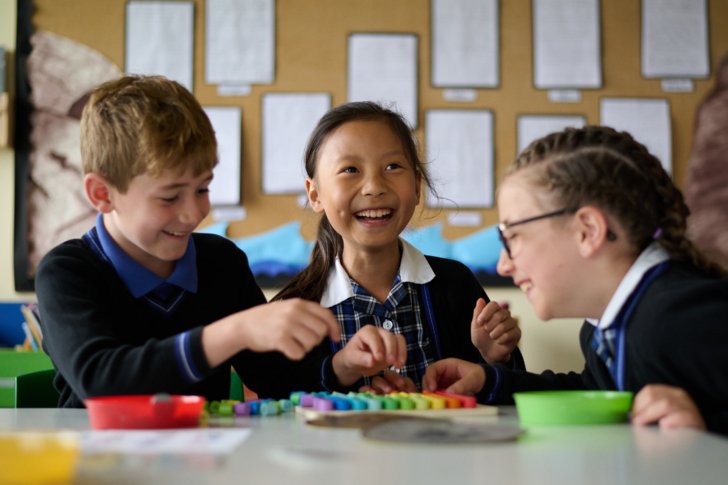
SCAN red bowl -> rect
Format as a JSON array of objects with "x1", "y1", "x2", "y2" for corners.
[{"x1": 85, "y1": 394, "x2": 206, "y2": 430}]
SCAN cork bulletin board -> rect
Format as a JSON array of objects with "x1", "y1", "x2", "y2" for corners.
[{"x1": 15, "y1": 0, "x2": 728, "y2": 290}]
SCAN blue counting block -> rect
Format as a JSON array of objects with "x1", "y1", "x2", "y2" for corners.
[
  {"x1": 330, "y1": 397, "x2": 352, "y2": 411},
  {"x1": 248, "y1": 399, "x2": 267, "y2": 415}
]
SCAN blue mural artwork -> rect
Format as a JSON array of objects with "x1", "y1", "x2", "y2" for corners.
[{"x1": 198, "y1": 221, "x2": 512, "y2": 287}]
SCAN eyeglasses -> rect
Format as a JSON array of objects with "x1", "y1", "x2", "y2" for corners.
[{"x1": 497, "y1": 208, "x2": 576, "y2": 259}]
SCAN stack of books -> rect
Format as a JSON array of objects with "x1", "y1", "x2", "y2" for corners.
[{"x1": 17, "y1": 303, "x2": 44, "y2": 352}]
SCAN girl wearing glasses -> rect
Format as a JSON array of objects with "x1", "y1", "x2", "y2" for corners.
[
  {"x1": 268, "y1": 101, "x2": 523, "y2": 395},
  {"x1": 424, "y1": 125, "x2": 728, "y2": 434}
]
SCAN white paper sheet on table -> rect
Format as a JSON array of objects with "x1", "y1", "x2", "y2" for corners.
[
  {"x1": 205, "y1": 0, "x2": 275, "y2": 85},
  {"x1": 348, "y1": 34, "x2": 418, "y2": 127},
  {"x1": 532, "y1": 0, "x2": 601, "y2": 89},
  {"x1": 204, "y1": 106, "x2": 242, "y2": 206},
  {"x1": 262, "y1": 93, "x2": 331, "y2": 194},
  {"x1": 82, "y1": 429, "x2": 252, "y2": 455},
  {"x1": 517, "y1": 114, "x2": 587, "y2": 153},
  {"x1": 125, "y1": 1, "x2": 194, "y2": 91},
  {"x1": 425, "y1": 110, "x2": 494, "y2": 208},
  {"x1": 600, "y1": 98, "x2": 672, "y2": 174},
  {"x1": 641, "y1": 0, "x2": 709, "y2": 79},
  {"x1": 431, "y1": 0, "x2": 499, "y2": 88}
]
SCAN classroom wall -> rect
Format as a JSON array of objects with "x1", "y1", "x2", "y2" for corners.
[
  {"x1": 0, "y1": 0, "x2": 24, "y2": 302},
  {"x1": 3, "y1": 0, "x2": 728, "y2": 372}
]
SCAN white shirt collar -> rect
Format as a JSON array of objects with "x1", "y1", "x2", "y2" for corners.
[
  {"x1": 587, "y1": 242, "x2": 670, "y2": 329},
  {"x1": 319, "y1": 239, "x2": 436, "y2": 307}
]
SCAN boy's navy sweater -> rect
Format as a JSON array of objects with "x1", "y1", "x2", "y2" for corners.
[{"x1": 36, "y1": 233, "x2": 276, "y2": 408}]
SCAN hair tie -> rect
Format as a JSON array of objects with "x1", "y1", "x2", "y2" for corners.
[{"x1": 652, "y1": 228, "x2": 663, "y2": 240}]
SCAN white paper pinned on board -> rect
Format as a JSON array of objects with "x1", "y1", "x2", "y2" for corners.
[
  {"x1": 431, "y1": 0, "x2": 499, "y2": 88},
  {"x1": 125, "y1": 1, "x2": 194, "y2": 91},
  {"x1": 641, "y1": 0, "x2": 709, "y2": 79},
  {"x1": 600, "y1": 98, "x2": 672, "y2": 174},
  {"x1": 205, "y1": 0, "x2": 275, "y2": 85},
  {"x1": 348, "y1": 34, "x2": 418, "y2": 127},
  {"x1": 204, "y1": 106, "x2": 242, "y2": 206},
  {"x1": 533, "y1": 0, "x2": 601, "y2": 89},
  {"x1": 262, "y1": 93, "x2": 331, "y2": 194},
  {"x1": 517, "y1": 114, "x2": 587, "y2": 154},
  {"x1": 425, "y1": 110, "x2": 494, "y2": 208}
]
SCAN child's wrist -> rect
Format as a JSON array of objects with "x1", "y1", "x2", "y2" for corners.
[{"x1": 331, "y1": 352, "x2": 360, "y2": 387}]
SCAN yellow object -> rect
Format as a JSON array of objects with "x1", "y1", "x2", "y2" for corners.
[{"x1": 0, "y1": 431, "x2": 80, "y2": 484}]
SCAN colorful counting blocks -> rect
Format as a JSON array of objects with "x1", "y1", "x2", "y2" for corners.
[
  {"x1": 290, "y1": 390, "x2": 477, "y2": 412},
  {"x1": 205, "y1": 398, "x2": 294, "y2": 417}
]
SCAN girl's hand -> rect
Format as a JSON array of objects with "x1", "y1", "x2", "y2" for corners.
[
  {"x1": 422, "y1": 358, "x2": 485, "y2": 395},
  {"x1": 470, "y1": 299, "x2": 521, "y2": 363},
  {"x1": 359, "y1": 370, "x2": 417, "y2": 394},
  {"x1": 332, "y1": 326, "x2": 407, "y2": 387},
  {"x1": 631, "y1": 384, "x2": 706, "y2": 430}
]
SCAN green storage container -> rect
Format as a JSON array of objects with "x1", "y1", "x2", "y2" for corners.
[{"x1": 0, "y1": 349, "x2": 54, "y2": 407}]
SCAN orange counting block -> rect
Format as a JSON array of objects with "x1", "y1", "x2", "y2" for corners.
[
  {"x1": 433, "y1": 390, "x2": 477, "y2": 408},
  {"x1": 423, "y1": 391, "x2": 461, "y2": 409}
]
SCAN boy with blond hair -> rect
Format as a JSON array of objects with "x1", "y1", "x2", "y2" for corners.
[{"x1": 36, "y1": 75, "x2": 339, "y2": 407}]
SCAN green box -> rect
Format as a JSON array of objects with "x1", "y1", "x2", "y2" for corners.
[{"x1": 0, "y1": 350, "x2": 54, "y2": 407}]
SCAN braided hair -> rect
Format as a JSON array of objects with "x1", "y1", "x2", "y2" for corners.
[{"x1": 511, "y1": 125, "x2": 724, "y2": 276}]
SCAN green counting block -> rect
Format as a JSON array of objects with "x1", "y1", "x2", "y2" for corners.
[
  {"x1": 278, "y1": 399, "x2": 294, "y2": 413},
  {"x1": 391, "y1": 395, "x2": 415, "y2": 410},
  {"x1": 260, "y1": 401, "x2": 280, "y2": 416},
  {"x1": 217, "y1": 401, "x2": 234, "y2": 416},
  {"x1": 289, "y1": 392, "x2": 304, "y2": 406},
  {"x1": 381, "y1": 396, "x2": 398, "y2": 410},
  {"x1": 409, "y1": 395, "x2": 431, "y2": 410}
]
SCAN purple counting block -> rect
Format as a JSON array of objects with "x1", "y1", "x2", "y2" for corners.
[
  {"x1": 300, "y1": 393, "x2": 315, "y2": 408},
  {"x1": 233, "y1": 402, "x2": 251, "y2": 416},
  {"x1": 312, "y1": 396, "x2": 335, "y2": 411}
]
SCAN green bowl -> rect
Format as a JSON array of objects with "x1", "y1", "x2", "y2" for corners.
[{"x1": 513, "y1": 390, "x2": 633, "y2": 426}]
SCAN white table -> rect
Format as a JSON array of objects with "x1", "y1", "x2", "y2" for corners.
[{"x1": 2, "y1": 407, "x2": 727, "y2": 485}]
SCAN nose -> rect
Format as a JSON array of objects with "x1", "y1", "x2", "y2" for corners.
[
  {"x1": 496, "y1": 248, "x2": 513, "y2": 277},
  {"x1": 179, "y1": 195, "x2": 209, "y2": 225},
  {"x1": 362, "y1": 171, "x2": 386, "y2": 197}
]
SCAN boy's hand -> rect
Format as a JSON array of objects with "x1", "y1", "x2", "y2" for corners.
[
  {"x1": 631, "y1": 384, "x2": 706, "y2": 430},
  {"x1": 359, "y1": 370, "x2": 417, "y2": 394},
  {"x1": 239, "y1": 298, "x2": 340, "y2": 360},
  {"x1": 470, "y1": 299, "x2": 521, "y2": 363},
  {"x1": 332, "y1": 326, "x2": 407, "y2": 387},
  {"x1": 422, "y1": 358, "x2": 485, "y2": 396}
]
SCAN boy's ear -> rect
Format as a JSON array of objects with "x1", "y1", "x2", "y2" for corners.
[
  {"x1": 574, "y1": 206, "x2": 611, "y2": 257},
  {"x1": 84, "y1": 173, "x2": 114, "y2": 213},
  {"x1": 305, "y1": 178, "x2": 324, "y2": 213}
]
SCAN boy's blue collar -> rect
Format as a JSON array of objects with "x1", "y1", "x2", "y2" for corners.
[{"x1": 93, "y1": 213, "x2": 198, "y2": 298}]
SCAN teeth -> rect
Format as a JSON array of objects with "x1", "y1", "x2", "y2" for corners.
[
  {"x1": 357, "y1": 209, "x2": 392, "y2": 218},
  {"x1": 166, "y1": 230, "x2": 186, "y2": 237},
  {"x1": 520, "y1": 282, "x2": 532, "y2": 293}
]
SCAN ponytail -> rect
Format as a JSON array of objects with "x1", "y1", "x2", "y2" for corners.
[{"x1": 273, "y1": 216, "x2": 342, "y2": 302}]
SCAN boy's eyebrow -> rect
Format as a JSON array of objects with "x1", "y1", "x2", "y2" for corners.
[{"x1": 159, "y1": 174, "x2": 214, "y2": 190}]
